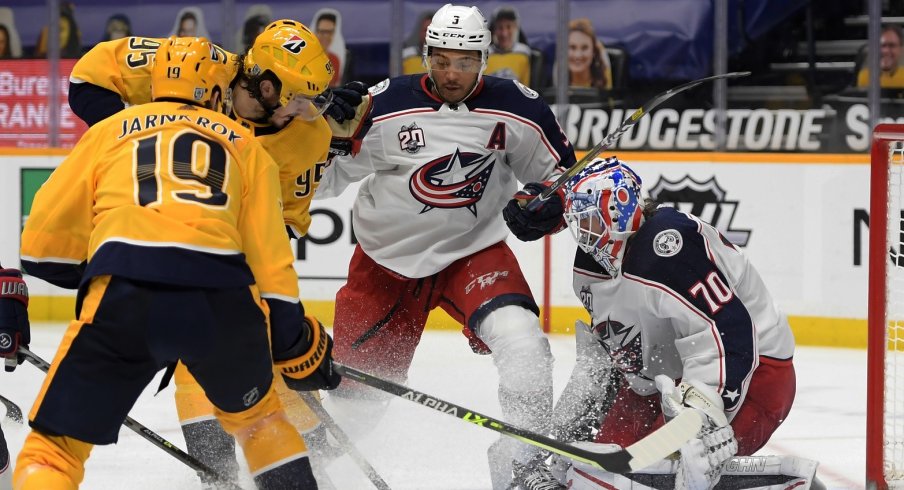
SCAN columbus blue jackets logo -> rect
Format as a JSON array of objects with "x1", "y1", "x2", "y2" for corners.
[
  {"x1": 591, "y1": 318, "x2": 643, "y2": 375},
  {"x1": 648, "y1": 175, "x2": 751, "y2": 246},
  {"x1": 409, "y1": 148, "x2": 495, "y2": 216}
]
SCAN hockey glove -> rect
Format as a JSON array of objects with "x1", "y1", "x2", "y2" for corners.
[
  {"x1": 274, "y1": 315, "x2": 341, "y2": 391},
  {"x1": 656, "y1": 375, "x2": 729, "y2": 428},
  {"x1": 502, "y1": 182, "x2": 566, "y2": 242},
  {"x1": 324, "y1": 81, "x2": 368, "y2": 124},
  {"x1": 0, "y1": 269, "x2": 29, "y2": 372},
  {"x1": 327, "y1": 85, "x2": 373, "y2": 159}
]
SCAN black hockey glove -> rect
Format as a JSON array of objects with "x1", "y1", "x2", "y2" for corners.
[
  {"x1": 324, "y1": 81, "x2": 368, "y2": 124},
  {"x1": 274, "y1": 315, "x2": 341, "y2": 391},
  {"x1": 0, "y1": 269, "x2": 29, "y2": 372},
  {"x1": 503, "y1": 182, "x2": 566, "y2": 242}
]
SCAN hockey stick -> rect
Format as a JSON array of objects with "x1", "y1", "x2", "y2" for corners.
[
  {"x1": 298, "y1": 391, "x2": 392, "y2": 490},
  {"x1": 527, "y1": 71, "x2": 751, "y2": 208},
  {"x1": 333, "y1": 362, "x2": 703, "y2": 473},
  {"x1": 0, "y1": 393, "x2": 23, "y2": 426},
  {"x1": 18, "y1": 347, "x2": 243, "y2": 490}
]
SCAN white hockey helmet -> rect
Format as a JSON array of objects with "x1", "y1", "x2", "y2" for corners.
[
  {"x1": 563, "y1": 157, "x2": 645, "y2": 277},
  {"x1": 423, "y1": 4, "x2": 491, "y2": 78}
]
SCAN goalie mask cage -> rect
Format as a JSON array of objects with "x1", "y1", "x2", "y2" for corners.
[{"x1": 868, "y1": 124, "x2": 904, "y2": 490}]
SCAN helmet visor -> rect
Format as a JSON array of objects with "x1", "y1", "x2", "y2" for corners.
[
  {"x1": 283, "y1": 90, "x2": 334, "y2": 121},
  {"x1": 426, "y1": 53, "x2": 483, "y2": 73}
]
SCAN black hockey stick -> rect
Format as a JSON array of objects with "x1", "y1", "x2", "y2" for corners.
[
  {"x1": 18, "y1": 347, "x2": 243, "y2": 490},
  {"x1": 527, "y1": 71, "x2": 751, "y2": 209},
  {"x1": 298, "y1": 391, "x2": 392, "y2": 490},
  {"x1": 0, "y1": 392, "x2": 23, "y2": 426},
  {"x1": 333, "y1": 362, "x2": 703, "y2": 473}
]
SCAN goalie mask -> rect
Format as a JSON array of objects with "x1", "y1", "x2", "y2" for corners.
[{"x1": 564, "y1": 157, "x2": 644, "y2": 277}]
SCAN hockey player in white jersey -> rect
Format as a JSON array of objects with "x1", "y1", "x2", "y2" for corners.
[
  {"x1": 317, "y1": 4, "x2": 575, "y2": 488},
  {"x1": 504, "y1": 157, "x2": 798, "y2": 489}
]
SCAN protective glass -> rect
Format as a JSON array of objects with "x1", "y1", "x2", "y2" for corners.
[{"x1": 427, "y1": 54, "x2": 483, "y2": 73}]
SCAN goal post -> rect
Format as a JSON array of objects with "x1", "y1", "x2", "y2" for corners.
[{"x1": 868, "y1": 123, "x2": 904, "y2": 489}]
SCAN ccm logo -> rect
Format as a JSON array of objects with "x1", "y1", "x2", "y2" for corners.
[{"x1": 442, "y1": 33, "x2": 466, "y2": 38}]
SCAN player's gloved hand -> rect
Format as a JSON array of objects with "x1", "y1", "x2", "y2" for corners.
[
  {"x1": 0, "y1": 269, "x2": 30, "y2": 372},
  {"x1": 274, "y1": 315, "x2": 341, "y2": 391},
  {"x1": 502, "y1": 182, "x2": 566, "y2": 242},
  {"x1": 324, "y1": 81, "x2": 368, "y2": 124},
  {"x1": 326, "y1": 83, "x2": 373, "y2": 159},
  {"x1": 655, "y1": 374, "x2": 728, "y2": 427}
]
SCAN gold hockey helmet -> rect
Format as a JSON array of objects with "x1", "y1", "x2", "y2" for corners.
[
  {"x1": 243, "y1": 19, "x2": 334, "y2": 105},
  {"x1": 151, "y1": 36, "x2": 232, "y2": 113}
]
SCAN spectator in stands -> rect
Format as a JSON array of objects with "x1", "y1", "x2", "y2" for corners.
[
  {"x1": 0, "y1": 24, "x2": 11, "y2": 59},
  {"x1": 169, "y1": 7, "x2": 209, "y2": 39},
  {"x1": 402, "y1": 10, "x2": 434, "y2": 74},
  {"x1": 237, "y1": 5, "x2": 271, "y2": 53},
  {"x1": 486, "y1": 6, "x2": 533, "y2": 86},
  {"x1": 35, "y1": 1, "x2": 82, "y2": 58},
  {"x1": 101, "y1": 13, "x2": 131, "y2": 42},
  {"x1": 561, "y1": 18, "x2": 612, "y2": 90},
  {"x1": 312, "y1": 8, "x2": 347, "y2": 87},
  {"x1": 857, "y1": 24, "x2": 904, "y2": 89},
  {"x1": 0, "y1": 8, "x2": 22, "y2": 59}
]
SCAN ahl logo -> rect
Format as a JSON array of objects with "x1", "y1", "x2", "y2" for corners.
[
  {"x1": 408, "y1": 148, "x2": 495, "y2": 216},
  {"x1": 398, "y1": 122, "x2": 426, "y2": 154},
  {"x1": 648, "y1": 175, "x2": 751, "y2": 246},
  {"x1": 282, "y1": 35, "x2": 307, "y2": 54},
  {"x1": 591, "y1": 317, "x2": 643, "y2": 374}
]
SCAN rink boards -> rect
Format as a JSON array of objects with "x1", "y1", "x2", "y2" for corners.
[{"x1": 0, "y1": 149, "x2": 874, "y2": 348}]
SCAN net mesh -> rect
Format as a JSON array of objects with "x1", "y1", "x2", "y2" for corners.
[{"x1": 887, "y1": 140, "x2": 904, "y2": 485}]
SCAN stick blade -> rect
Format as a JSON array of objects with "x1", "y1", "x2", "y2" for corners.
[
  {"x1": 1, "y1": 394, "x2": 24, "y2": 427},
  {"x1": 625, "y1": 409, "x2": 704, "y2": 471}
]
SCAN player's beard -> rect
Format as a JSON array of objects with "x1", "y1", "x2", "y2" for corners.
[{"x1": 432, "y1": 77, "x2": 478, "y2": 105}]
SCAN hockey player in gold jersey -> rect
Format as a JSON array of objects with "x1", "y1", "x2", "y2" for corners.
[
  {"x1": 67, "y1": 21, "x2": 371, "y2": 486},
  {"x1": 15, "y1": 37, "x2": 339, "y2": 490}
]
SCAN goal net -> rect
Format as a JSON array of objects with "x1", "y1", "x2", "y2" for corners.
[{"x1": 868, "y1": 124, "x2": 904, "y2": 489}]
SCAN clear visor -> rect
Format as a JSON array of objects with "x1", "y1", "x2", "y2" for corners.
[
  {"x1": 282, "y1": 90, "x2": 335, "y2": 121},
  {"x1": 426, "y1": 53, "x2": 483, "y2": 73}
]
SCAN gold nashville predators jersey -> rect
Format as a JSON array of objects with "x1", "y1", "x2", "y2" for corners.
[
  {"x1": 71, "y1": 36, "x2": 326, "y2": 238},
  {"x1": 70, "y1": 36, "x2": 237, "y2": 107},
  {"x1": 21, "y1": 101, "x2": 299, "y2": 305},
  {"x1": 236, "y1": 115, "x2": 331, "y2": 238}
]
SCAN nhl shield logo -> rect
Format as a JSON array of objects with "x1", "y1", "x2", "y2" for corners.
[
  {"x1": 648, "y1": 175, "x2": 751, "y2": 246},
  {"x1": 242, "y1": 387, "x2": 260, "y2": 407}
]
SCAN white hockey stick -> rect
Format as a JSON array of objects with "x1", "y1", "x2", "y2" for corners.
[{"x1": 333, "y1": 362, "x2": 703, "y2": 473}]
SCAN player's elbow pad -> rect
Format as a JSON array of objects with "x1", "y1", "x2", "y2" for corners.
[{"x1": 273, "y1": 315, "x2": 341, "y2": 391}]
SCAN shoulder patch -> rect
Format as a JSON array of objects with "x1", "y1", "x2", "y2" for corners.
[
  {"x1": 653, "y1": 229, "x2": 682, "y2": 257},
  {"x1": 369, "y1": 78, "x2": 390, "y2": 96},
  {"x1": 513, "y1": 79, "x2": 538, "y2": 99}
]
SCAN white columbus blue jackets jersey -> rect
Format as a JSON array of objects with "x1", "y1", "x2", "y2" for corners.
[
  {"x1": 318, "y1": 74, "x2": 576, "y2": 278},
  {"x1": 572, "y1": 207, "x2": 794, "y2": 421}
]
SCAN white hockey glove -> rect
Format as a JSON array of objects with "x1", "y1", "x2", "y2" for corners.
[{"x1": 656, "y1": 375, "x2": 737, "y2": 490}]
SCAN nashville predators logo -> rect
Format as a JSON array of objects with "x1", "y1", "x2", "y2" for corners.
[
  {"x1": 408, "y1": 148, "x2": 495, "y2": 216},
  {"x1": 282, "y1": 35, "x2": 307, "y2": 54}
]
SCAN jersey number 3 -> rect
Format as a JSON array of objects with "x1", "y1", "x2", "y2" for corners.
[{"x1": 133, "y1": 131, "x2": 229, "y2": 208}]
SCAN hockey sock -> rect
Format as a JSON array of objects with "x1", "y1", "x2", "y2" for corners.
[{"x1": 181, "y1": 419, "x2": 238, "y2": 486}]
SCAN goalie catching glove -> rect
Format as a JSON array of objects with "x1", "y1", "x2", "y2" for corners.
[
  {"x1": 503, "y1": 182, "x2": 566, "y2": 242},
  {"x1": 326, "y1": 81, "x2": 373, "y2": 158},
  {"x1": 0, "y1": 268, "x2": 29, "y2": 372},
  {"x1": 274, "y1": 315, "x2": 341, "y2": 391},
  {"x1": 656, "y1": 375, "x2": 737, "y2": 490}
]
